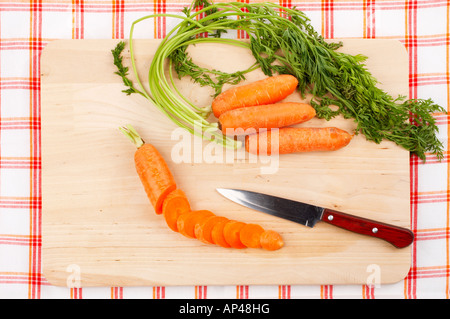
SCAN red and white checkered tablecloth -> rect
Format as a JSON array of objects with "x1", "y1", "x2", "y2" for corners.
[{"x1": 0, "y1": 0, "x2": 448, "y2": 299}]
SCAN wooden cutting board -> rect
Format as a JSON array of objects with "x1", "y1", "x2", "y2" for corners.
[{"x1": 41, "y1": 39, "x2": 411, "y2": 287}]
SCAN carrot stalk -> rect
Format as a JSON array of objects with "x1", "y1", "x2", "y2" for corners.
[
  {"x1": 219, "y1": 102, "x2": 316, "y2": 135},
  {"x1": 162, "y1": 189, "x2": 191, "y2": 232},
  {"x1": 260, "y1": 230, "x2": 284, "y2": 251},
  {"x1": 211, "y1": 75, "x2": 299, "y2": 118},
  {"x1": 223, "y1": 220, "x2": 247, "y2": 249},
  {"x1": 177, "y1": 210, "x2": 215, "y2": 239},
  {"x1": 120, "y1": 125, "x2": 176, "y2": 214},
  {"x1": 239, "y1": 223, "x2": 265, "y2": 248},
  {"x1": 245, "y1": 127, "x2": 353, "y2": 155}
]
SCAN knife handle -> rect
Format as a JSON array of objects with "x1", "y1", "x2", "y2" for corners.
[{"x1": 321, "y1": 209, "x2": 414, "y2": 248}]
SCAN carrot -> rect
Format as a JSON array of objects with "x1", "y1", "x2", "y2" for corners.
[
  {"x1": 177, "y1": 210, "x2": 215, "y2": 239},
  {"x1": 211, "y1": 218, "x2": 232, "y2": 248},
  {"x1": 175, "y1": 211, "x2": 193, "y2": 238},
  {"x1": 120, "y1": 125, "x2": 176, "y2": 214},
  {"x1": 218, "y1": 102, "x2": 316, "y2": 135},
  {"x1": 223, "y1": 220, "x2": 247, "y2": 249},
  {"x1": 195, "y1": 215, "x2": 229, "y2": 244},
  {"x1": 162, "y1": 189, "x2": 191, "y2": 232},
  {"x1": 260, "y1": 230, "x2": 284, "y2": 251},
  {"x1": 119, "y1": 126, "x2": 285, "y2": 251},
  {"x1": 239, "y1": 223, "x2": 265, "y2": 248},
  {"x1": 211, "y1": 74, "x2": 299, "y2": 118},
  {"x1": 245, "y1": 127, "x2": 353, "y2": 155}
]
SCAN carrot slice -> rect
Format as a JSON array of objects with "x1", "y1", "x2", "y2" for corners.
[
  {"x1": 239, "y1": 223, "x2": 265, "y2": 248},
  {"x1": 223, "y1": 220, "x2": 247, "y2": 249},
  {"x1": 211, "y1": 218, "x2": 231, "y2": 248},
  {"x1": 260, "y1": 230, "x2": 284, "y2": 251},
  {"x1": 162, "y1": 189, "x2": 191, "y2": 232},
  {"x1": 212, "y1": 74, "x2": 299, "y2": 118},
  {"x1": 177, "y1": 210, "x2": 214, "y2": 239},
  {"x1": 245, "y1": 127, "x2": 353, "y2": 155},
  {"x1": 195, "y1": 216, "x2": 229, "y2": 244},
  {"x1": 219, "y1": 102, "x2": 316, "y2": 135}
]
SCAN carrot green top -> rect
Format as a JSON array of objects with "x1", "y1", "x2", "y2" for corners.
[{"x1": 119, "y1": 124, "x2": 144, "y2": 149}]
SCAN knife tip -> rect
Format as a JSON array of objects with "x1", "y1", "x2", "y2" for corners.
[
  {"x1": 216, "y1": 188, "x2": 239, "y2": 196},
  {"x1": 216, "y1": 188, "x2": 228, "y2": 194}
]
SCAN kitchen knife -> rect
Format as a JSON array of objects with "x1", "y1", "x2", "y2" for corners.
[{"x1": 216, "y1": 188, "x2": 414, "y2": 248}]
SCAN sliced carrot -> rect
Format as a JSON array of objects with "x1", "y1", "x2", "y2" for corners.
[
  {"x1": 120, "y1": 125, "x2": 177, "y2": 215},
  {"x1": 177, "y1": 210, "x2": 215, "y2": 239},
  {"x1": 162, "y1": 189, "x2": 191, "y2": 232},
  {"x1": 239, "y1": 223, "x2": 265, "y2": 248},
  {"x1": 176, "y1": 211, "x2": 193, "y2": 238},
  {"x1": 223, "y1": 220, "x2": 247, "y2": 249},
  {"x1": 218, "y1": 102, "x2": 316, "y2": 135},
  {"x1": 211, "y1": 74, "x2": 299, "y2": 118},
  {"x1": 195, "y1": 216, "x2": 229, "y2": 244},
  {"x1": 245, "y1": 127, "x2": 353, "y2": 155},
  {"x1": 211, "y1": 218, "x2": 232, "y2": 248},
  {"x1": 134, "y1": 143, "x2": 176, "y2": 214},
  {"x1": 191, "y1": 212, "x2": 217, "y2": 239},
  {"x1": 260, "y1": 230, "x2": 284, "y2": 251},
  {"x1": 121, "y1": 126, "x2": 285, "y2": 251}
]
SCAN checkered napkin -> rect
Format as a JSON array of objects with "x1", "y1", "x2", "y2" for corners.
[{"x1": 0, "y1": 0, "x2": 448, "y2": 299}]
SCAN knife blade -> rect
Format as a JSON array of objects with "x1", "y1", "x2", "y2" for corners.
[{"x1": 216, "y1": 188, "x2": 414, "y2": 248}]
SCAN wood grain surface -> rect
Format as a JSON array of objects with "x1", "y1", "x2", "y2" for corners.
[{"x1": 41, "y1": 39, "x2": 411, "y2": 287}]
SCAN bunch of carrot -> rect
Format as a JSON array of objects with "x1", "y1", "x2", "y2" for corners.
[
  {"x1": 212, "y1": 74, "x2": 353, "y2": 155},
  {"x1": 120, "y1": 125, "x2": 284, "y2": 251}
]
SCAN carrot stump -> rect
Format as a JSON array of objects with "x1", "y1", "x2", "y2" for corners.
[{"x1": 120, "y1": 125, "x2": 177, "y2": 214}]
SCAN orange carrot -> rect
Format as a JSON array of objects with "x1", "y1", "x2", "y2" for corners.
[
  {"x1": 239, "y1": 223, "x2": 265, "y2": 248},
  {"x1": 211, "y1": 218, "x2": 232, "y2": 248},
  {"x1": 120, "y1": 125, "x2": 176, "y2": 214},
  {"x1": 162, "y1": 189, "x2": 191, "y2": 232},
  {"x1": 176, "y1": 211, "x2": 193, "y2": 238},
  {"x1": 195, "y1": 215, "x2": 229, "y2": 244},
  {"x1": 245, "y1": 127, "x2": 353, "y2": 155},
  {"x1": 260, "y1": 230, "x2": 284, "y2": 251},
  {"x1": 177, "y1": 210, "x2": 215, "y2": 239},
  {"x1": 211, "y1": 74, "x2": 299, "y2": 118},
  {"x1": 223, "y1": 220, "x2": 247, "y2": 249},
  {"x1": 218, "y1": 102, "x2": 316, "y2": 135},
  {"x1": 120, "y1": 126, "x2": 285, "y2": 251}
]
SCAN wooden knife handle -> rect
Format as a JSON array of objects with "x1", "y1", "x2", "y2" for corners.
[{"x1": 321, "y1": 208, "x2": 414, "y2": 248}]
